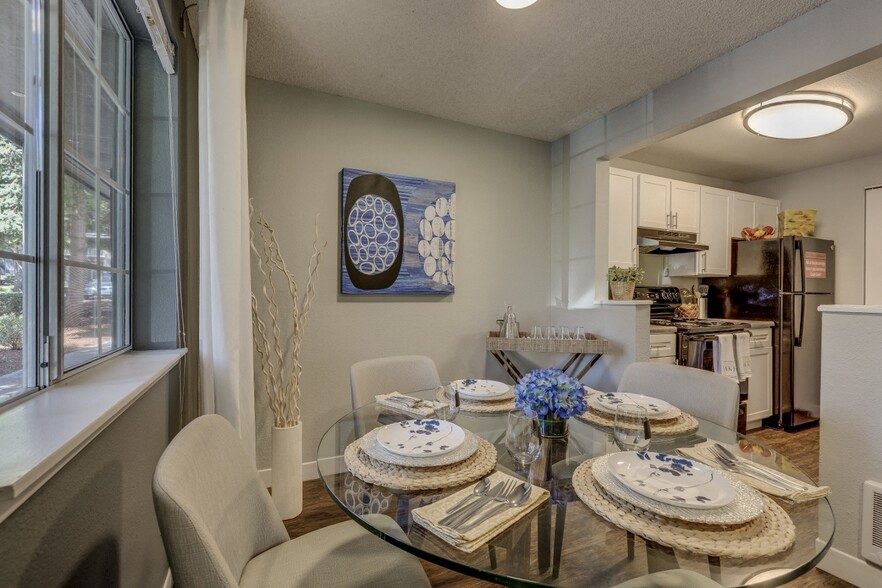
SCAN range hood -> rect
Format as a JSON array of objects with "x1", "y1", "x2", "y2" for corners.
[{"x1": 638, "y1": 227, "x2": 709, "y2": 255}]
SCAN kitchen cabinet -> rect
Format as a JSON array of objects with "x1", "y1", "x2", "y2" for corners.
[
  {"x1": 636, "y1": 174, "x2": 699, "y2": 232},
  {"x1": 731, "y1": 192, "x2": 781, "y2": 239},
  {"x1": 746, "y1": 328, "x2": 773, "y2": 430},
  {"x1": 667, "y1": 186, "x2": 731, "y2": 277},
  {"x1": 649, "y1": 332, "x2": 677, "y2": 364},
  {"x1": 609, "y1": 168, "x2": 638, "y2": 268}
]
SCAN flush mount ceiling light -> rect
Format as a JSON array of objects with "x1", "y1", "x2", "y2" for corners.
[
  {"x1": 742, "y1": 91, "x2": 854, "y2": 139},
  {"x1": 496, "y1": 0, "x2": 538, "y2": 9}
]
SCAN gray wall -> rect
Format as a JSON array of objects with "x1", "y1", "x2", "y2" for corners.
[
  {"x1": 0, "y1": 372, "x2": 175, "y2": 587},
  {"x1": 246, "y1": 78, "x2": 551, "y2": 468},
  {"x1": 745, "y1": 151, "x2": 882, "y2": 305}
]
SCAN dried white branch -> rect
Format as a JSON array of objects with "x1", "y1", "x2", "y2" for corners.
[{"x1": 249, "y1": 201, "x2": 325, "y2": 428}]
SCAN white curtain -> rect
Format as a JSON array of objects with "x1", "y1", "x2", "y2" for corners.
[{"x1": 198, "y1": 0, "x2": 256, "y2": 462}]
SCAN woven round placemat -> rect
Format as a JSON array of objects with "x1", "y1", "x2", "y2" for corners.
[
  {"x1": 459, "y1": 397, "x2": 516, "y2": 414},
  {"x1": 344, "y1": 437, "x2": 497, "y2": 491},
  {"x1": 572, "y1": 459, "x2": 795, "y2": 558},
  {"x1": 575, "y1": 407, "x2": 699, "y2": 436}
]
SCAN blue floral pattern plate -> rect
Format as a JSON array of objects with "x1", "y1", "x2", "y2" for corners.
[
  {"x1": 588, "y1": 392, "x2": 681, "y2": 420},
  {"x1": 607, "y1": 451, "x2": 736, "y2": 509},
  {"x1": 451, "y1": 379, "x2": 513, "y2": 400},
  {"x1": 375, "y1": 419, "x2": 466, "y2": 457}
]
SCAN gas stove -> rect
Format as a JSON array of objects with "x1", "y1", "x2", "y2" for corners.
[{"x1": 650, "y1": 318, "x2": 751, "y2": 334}]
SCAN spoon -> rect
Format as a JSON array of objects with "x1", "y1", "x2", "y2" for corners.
[
  {"x1": 444, "y1": 478, "x2": 491, "y2": 514},
  {"x1": 457, "y1": 483, "x2": 533, "y2": 532}
]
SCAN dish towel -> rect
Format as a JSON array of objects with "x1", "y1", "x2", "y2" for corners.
[
  {"x1": 411, "y1": 471, "x2": 548, "y2": 553},
  {"x1": 733, "y1": 332, "x2": 752, "y2": 382},
  {"x1": 374, "y1": 392, "x2": 442, "y2": 418},
  {"x1": 713, "y1": 334, "x2": 739, "y2": 382},
  {"x1": 679, "y1": 442, "x2": 830, "y2": 503}
]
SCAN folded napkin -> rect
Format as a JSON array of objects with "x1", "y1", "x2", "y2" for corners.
[
  {"x1": 375, "y1": 392, "x2": 442, "y2": 417},
  {"x1": 713, "y1": 334, "x2": 739, "y2": 382},
  {"x1": 733, "y1": 332, "x2": 752, "y2": 382},
  {"x1": 411, "y1": 471, "x2": 548, "y2": 553},
  {"x1": 679, "y1": 442, "x2": 830, "y2": 502}
]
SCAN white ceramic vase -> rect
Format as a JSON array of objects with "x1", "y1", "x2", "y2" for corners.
[{"x1": 271, "y1": 423, "x2": 303, "y2": 520}]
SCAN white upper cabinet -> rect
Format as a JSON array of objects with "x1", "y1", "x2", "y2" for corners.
[
  {"x1": 609, "y1": 168, "x2": 638, "y2": 268},
  {"x1": 670, "y1": 181, "x2": 700, "y2": 233},
  {"x1": 730, "y1": 192, "x2": 781, "y2": 238},
  {"x1": 667, "y1": 185, "x2": 731, "y2": 277},
  {"x1": 637, "y1": 174, "x2": 699, "y2": 232}
]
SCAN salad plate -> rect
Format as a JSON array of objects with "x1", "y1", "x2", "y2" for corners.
[
  {"x1": 361, "y1": 427, "x2": 479, "y2": 467},
  {"x1": 451, "y1": 379, "x2": 513, "y2": 400},
  {"x1": 375, "y1": 419, "x2": 465, "y2": 457},
  {"x1": 588, "y1": 392, "x2": 681, "y2": 420},
  {"x1": 607, "y1": 451, "x2": 735, "y2": 509}
]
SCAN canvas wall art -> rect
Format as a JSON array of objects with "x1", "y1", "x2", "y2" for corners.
[{"x1": 341, "y1": 168, "x2": 456, "y2": 295}]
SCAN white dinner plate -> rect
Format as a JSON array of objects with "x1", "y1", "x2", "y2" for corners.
[
  {"x1": 588, "y1": 392, "x2": 681, "y2": 420},
  {"x1": 375, "y1": 419, "x2": 466, "y2": 457},
  {"x1": 451, "y1": 379, "x2": 513, "y2": 400},
  {"x1": 361, "y1": 427, "x2": 479, "y2": 467},
  {"x1": 607, "y1": 451, "x2": 736, "y2": 509}
]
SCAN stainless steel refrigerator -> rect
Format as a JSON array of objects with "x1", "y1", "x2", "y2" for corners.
[{"x1": 703, "y1": 236, "x2": 835, "y2": 430}]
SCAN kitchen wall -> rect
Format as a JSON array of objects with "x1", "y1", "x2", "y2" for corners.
[
  {"x1": 246, "y1": 78, "x2": 551, "y2": 468},
  {"x1": 745, "y1": 151, "x2": 882, "y2": 305}
]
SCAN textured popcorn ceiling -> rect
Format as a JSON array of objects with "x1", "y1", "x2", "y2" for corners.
[{"x1": 243, "y1": 0, "x2": 828, "y2": 141}]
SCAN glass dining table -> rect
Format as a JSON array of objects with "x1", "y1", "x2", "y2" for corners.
[{"x1": 316, "y1": 389, "x2": 834, "y2": 587}]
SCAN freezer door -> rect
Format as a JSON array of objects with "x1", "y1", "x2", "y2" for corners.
[{"x1": 791, "y1": 237, "x2": 835, "y2": 294}]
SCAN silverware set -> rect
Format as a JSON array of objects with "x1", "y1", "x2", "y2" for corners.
[
  {"x1": 438, "y1": 478, "x2": 532, "y2": 531},
  {"x1": 708, "y1": 443, "x2": 806, "y2": 492},
  {"x1": 384, "y1": 395, "x2": 432, "y2": 409}
]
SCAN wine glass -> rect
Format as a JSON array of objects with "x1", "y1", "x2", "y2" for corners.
[
  {"x1": 433, "y1": 385, "x2": 460, "y2": 421},
  {"x1": 531, "y1": 325, "x2": 542, "y2": 339},
  {"x1": 559, "y1": 326, "x2": 571, "y2": 340},
  {"x1": 613, "y1": 403, "x2": 651, "y2": 451},
  {"x1": 506, "y1": 411, "x2": 542, "y2": 466}
]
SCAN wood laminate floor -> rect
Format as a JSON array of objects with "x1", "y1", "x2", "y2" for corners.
[{"x1": 286, "y1": 425, "x2": 852, "y2": 587}]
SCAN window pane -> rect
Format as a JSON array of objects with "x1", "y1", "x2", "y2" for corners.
[
  {"x1": 0, "y1": 259, "x2": 27, "y2": 402},
  {"x1": 100, "y1": 2, "x2": 126, "y2": 100},
  {"x1": 63, "y1": 40, "x2": 96, "y2": 164},
  {"x1": 112, "y1": 189, "x2": 128, "y2": 270},
  {"x1": 99, "y1": 90, "x2": 122, "y2": 182},
  {"x1": 65, "y1": 0, "x2": 97, "y2": 59},
  {"x1": 63, "y1": 156, "x2": 97, "y2": 263},
  {"x1": 0, "y1": 130, "x2": 25, "y2": 255},
  {"x1": 99, "y1": 271, "x2": 127, "y2": 352},
  {"x1": 64, "y1": 266, "x2": 99, "y2": 368},
  {"x1": 0, "y1": 0, "x2": 28, "y2": 122}
]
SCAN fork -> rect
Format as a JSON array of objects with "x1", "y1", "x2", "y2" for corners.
[
  {"x1": 711, "y1": 444, "x2": 807, "y2": 490},
  {"x1": 383, "y1": 395, "x2": 421, "y2": 407},
  {"x1": 707, "y1": 445, "x2": 798, "y2": 491},
  {"x1": 440, "y1": 480, "x2": 517, "y2": 528}
]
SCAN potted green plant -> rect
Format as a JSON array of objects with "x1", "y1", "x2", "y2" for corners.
[{"x1": 607, "y1": 265, "x2": 645, "y2": 300}]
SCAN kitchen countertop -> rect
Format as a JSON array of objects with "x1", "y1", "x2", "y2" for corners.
[
  {"x1": 649, "y1": 325, "x2": 678, "y2": 334},
  {"x1": 649, "y1": 320, "x2": 775, "y2": 333}
]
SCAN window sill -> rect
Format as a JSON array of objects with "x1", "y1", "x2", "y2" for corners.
[{"x1": 0, "y1": 349, "x2": 185, "y2": 524}]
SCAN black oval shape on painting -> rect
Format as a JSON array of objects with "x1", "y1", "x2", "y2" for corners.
[{"x1": 343, "y1": 173, "x2": 403, "y2": 290}]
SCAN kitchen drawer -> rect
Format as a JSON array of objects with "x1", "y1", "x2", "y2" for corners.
[
  {"x1": 649, "y1": 333, "x2": 677, "y2": 359},
  {"x1": 749, "y1": 327, "x2": 772, "y2": 348}
]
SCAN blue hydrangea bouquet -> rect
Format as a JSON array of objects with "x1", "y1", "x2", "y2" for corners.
[{"x1": 514, "y1": 368, "x2": 587, "y2": 436}]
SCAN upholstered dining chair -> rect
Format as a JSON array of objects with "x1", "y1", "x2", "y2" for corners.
[
  {"x1": 617, "y1": 362, "x2": 740, "y2": 429},
  {"x1": 153, "y1": 414, "x2": 430, "y2": 588},
  {"x1": 349, "y1": 354, "x2": 441, "y2": 409}
]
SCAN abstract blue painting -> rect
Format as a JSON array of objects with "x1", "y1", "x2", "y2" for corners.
[{"x1": 341, "y1": 168, "x2": 455, "y2": 295}]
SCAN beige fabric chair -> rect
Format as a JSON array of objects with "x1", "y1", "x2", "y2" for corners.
[
  {"x1": 349, "y1": 354, "x2": 441, "y2": 409},
  {"x1": 618, "y1": 362, "x2": 740, "y2": 429},
  {"x1": 153, "y1": 414, "x2": 430, "y2": 588}
]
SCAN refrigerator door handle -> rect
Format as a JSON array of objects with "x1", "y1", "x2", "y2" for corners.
[
  {"x1": 794, "y1": 292, "x2": 805, "y2": 347},
  {"x1": 795, "y1": 239, "x2": 805, "y2": 293}
]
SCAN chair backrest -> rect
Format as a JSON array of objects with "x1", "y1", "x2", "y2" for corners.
[
  {"x1": 617, "y1": 362, "x2": 740, "y2": 429},
  {"x1": 350, "y1": 355, "x2": 441, "y2": 409},
  {"x1": 153, "y1": 415, "x2": 289, "y2": 588}
]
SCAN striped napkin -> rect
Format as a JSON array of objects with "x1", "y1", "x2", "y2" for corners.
[
  {"x1": 679, "y1": 442, "x2": 830, "y2": 502},
  {"x1": 412, "y1": 471, "x2": 547, "y2": 553}
]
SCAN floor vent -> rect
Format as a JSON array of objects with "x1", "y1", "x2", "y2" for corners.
[{"x1": 862, "y1": 480, "x2": 882, "y2": 565}]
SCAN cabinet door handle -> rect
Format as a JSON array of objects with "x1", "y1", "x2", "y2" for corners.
[
  {"x1": 632, "y1": 246, "x2": 638, "y2": 265},
  {"x1": 673, "y1": 212, "x2": 678, "y2": 228},
  {"x1": 701, "y1": 251, "x2": 707, "y2": 272},
  {"x1": 666, "y1": 212, "x2": 671, "y2": 228}
]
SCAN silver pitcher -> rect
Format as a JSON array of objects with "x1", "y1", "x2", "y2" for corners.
[{"x1": 499, "y1": 305, "x2": 520, "y2": 338}]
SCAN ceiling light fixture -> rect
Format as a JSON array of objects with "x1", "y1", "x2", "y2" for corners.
[
  {"x1": 742, "y1": 91, "x2": 854, "y2": 139},
  {"x1": 496, "y1": 0, "x2": 538, "y2": 9}
]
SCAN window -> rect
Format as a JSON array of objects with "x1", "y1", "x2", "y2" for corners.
[{"x1": 0, "y1": 0, "x2": 132, "y2": 407}]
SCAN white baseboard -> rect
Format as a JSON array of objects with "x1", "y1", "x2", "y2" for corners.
[
  {"x1": 162, "y1": 569, "x2": 173, "y2": 588},
  {"x1": 816, "y1": 541, "x2": 882, "y2": 588},
  {"x1": 258, "y1": 461, "x2": 319, "y2": 488}
]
